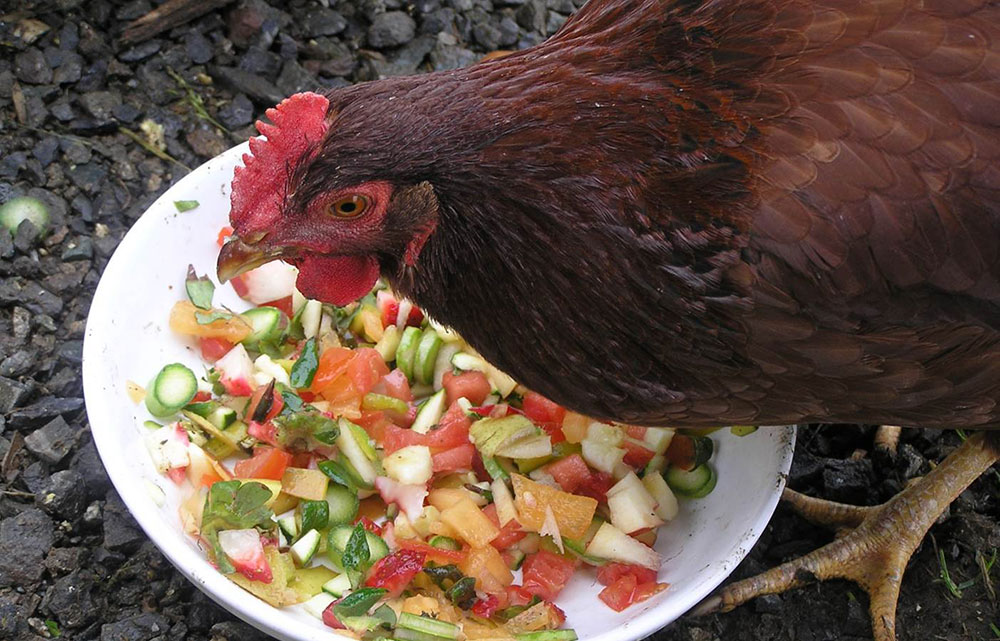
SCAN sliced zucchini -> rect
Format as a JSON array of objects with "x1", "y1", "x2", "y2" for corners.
[
  {"x1": 277, "y1": 515, "x2": 299, "y2": 541},
  {"x1": 290, "y1": 528, "x2": 321, "y2": 566},
  {"x1": 326, "y1": 525, "x2": 389, "y2": 570},
  {"x1": 665, "y1": 462, "x2": 717, "y2": 498},
  {"x1": 337, "y1": 419, "x2": 379, "y2": 485},
  {"x1": 397, "y1": 612, "x2": 460, "y2": 640},
  {"x1": 413, "y1": 329, "x2": 443, "y2": 386},
  {"x1": 326, "y1": 483, "x2": 360, "y2": 525},
  {"x1": 145, "y1": 363, "x2": 198, "y2": 417},
  {"x1": 302, "y1": 591, "x2": 337, "y2": 619},
  {"x1": 395, "y1": 326, "x2": 422, "y2": 380},
  {"x1": 322, "y1": 573, "x2": 354, "y2": 597},
  {"x1": 411, "y1": 388, "x2": 446, "y2": 434},
  {"x1": 240, "y1": 306, "x2": 287, "y2": 348}
]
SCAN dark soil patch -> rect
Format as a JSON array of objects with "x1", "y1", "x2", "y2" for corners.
[{"x1": 0, "y1": 2, "x2": 997, "y2": 640}]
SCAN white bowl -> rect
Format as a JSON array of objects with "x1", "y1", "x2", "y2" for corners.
[{"x1": 83, "y1": 143, "x2": 795, "y2": 641}]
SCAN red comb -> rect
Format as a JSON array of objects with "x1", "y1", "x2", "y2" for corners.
[{"x1": 230, "y1": 92, "x2": 331, "y2": 233}]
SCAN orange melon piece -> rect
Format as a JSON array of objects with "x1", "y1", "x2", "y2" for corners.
[
  {"x1": 561, "y1": 411, "x2": 590, "y2": 444},
  {"x1": 439, "y1": 497, "x2": 499, "y2": 548},
  {"x1": 459, "y1": 545, "x2": 513, "y2": 593},
  {"x1": 512, "y1": 474, "x2": 597, "y2": 540},
  {"x1": 169, "y1": 300, "x2": 252, "y2": 342}
]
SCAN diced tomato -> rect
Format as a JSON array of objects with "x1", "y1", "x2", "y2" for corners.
[
  {"x1": 356, "y1": 410, "x2": 391, "y2": 444},
  {"x1": 442, "y1": 370, "x2": 492, "y2": 406},
  {"x1": 472, "y1": 451, "x2": 491, "y2": 482},
  {"x1": 598, "y1": 574, "x2": 667, "y2": 612},
  {"x1": 505, "y1": 585, "x2": 536, "y2": 607},
  {"x1": 382, "y1": 424, "x2": 426, "y2": 454},
  {"x1": 217, "y1": 226, "x2": 234, "y2": 246},
  {"x1": 260, "y1": 296, "x2": 294, "y2": 318},
  {"x1": 229, "y1": 274, "x2": 249, "y2": 299},
  {"x1": 520, "y1": 550, "x2": 576, "y2": 602},
  {"x1": 432, "y1": 443, "x2": 476, "y2": 473},
  {"x1": 396, "y1": 538, "x2": 468, "y2": 564},
  {"x1": 521, "y1": 392, "x2": 566, "y2": 443},
  {"x1": 622, "y1": 440, "x2": 656, "y2": 469},
  {"x1": 597, "y1": 563, "x2": 658, "y2": 586},
  {"x1": 625, "y1": 425, "x2": 646, "y2": 440},
  {"x1": 483, "y1": 502, "x2": 526, "y2": 550},
  {"x1": 575, "y1": 469, "x2": 614, "y2": 503},
  {"x1": 356, "y1": 516, "x2": 384, "y2": 536},
  {"x1": 545, "y1": 453, "x2": 591, "y2": 493},
  {"x1": 166, "y1": 467, "x2": 187, "y2": 485},
  {"x1": 233, "y1": 446, "x2": 292, "y2": 480},
  {"x1": 290, "y1": 452, "x2": 312, "y2": 469},
  {"x1": 347, "y1": 348, "x2": 390, "y2": 396},
  {"x1": 366, "y1": 548, "x2": 426, "y2": 596},
  {"x1": 310, "y1": 347, "x2": 354, "y2": 394},
  {"x1": 198, "y1": 337, "x2": 234, "y2": 362},
  {"x1": 425, "y1": 401, "x2": 471, "y2": 449},
  {"x1": 379, "y1": 369, "x2": 413, "y2": 402},
  {"x1": 471, "y1": 594, "x2": 499, "y2": 619},
  {"x1": 322, "y1": 601, "x2": 346, "y2": 629},
  {"x1": 377, "y1": 291, "x2": 425, "y2": 328},
  {"x1": 247, "y1": 420, "x2": 278, "y2": 447},
  {"x1": 190, "y1": 390, "x2": 212, "y2": 403}
]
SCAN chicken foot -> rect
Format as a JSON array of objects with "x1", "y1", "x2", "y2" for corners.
[{"x1": 692, "y1": 431, "x2": 999, "y2": 641}]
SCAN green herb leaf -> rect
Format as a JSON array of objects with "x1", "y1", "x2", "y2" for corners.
[
  {"x1": 44, "y1": 620, "x2": 60, "y2": 638},
  {"x1": 280, "y1": 389, "x2": 306, "y2": 415},
  {"x1": 289, "y1": 338, "x2": 319, "y2": 388},
  {"x1": 196, "y1": 311, "x2": 231, "y2": 325},
  {"x1": 174, "y1": 200, "x2": 200, "y2": 212},
  {"x1": 333, "y1": 587, "x2": 387, "y2": 620},
  {"x1": 447, "y1": 576, "x2": 477, "y2": 610},
  {"x1": 186, "y1": 265, "x2": 216, "y2": 310},
  {"x1": 341, "y1": 523, "x2": 370, "y2": 573},
  {"x1": 372, "y1": 604, "x2": 397, "y2": 628},
  {"x1": 200, "y1": 480, "x2": 276, "y2": 574},
  {"x1": 273, "y1": 412, "x2": 340, "y2": 448},
  {"x1": 318, "y1": 459, "x2": 357, "y2": 492}
]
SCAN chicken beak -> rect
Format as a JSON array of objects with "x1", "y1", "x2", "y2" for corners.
[{"x1": 216, "y1": 235, "x2": 284, "y2": 282}]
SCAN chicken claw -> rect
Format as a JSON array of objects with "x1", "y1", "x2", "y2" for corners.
[{"x1": 692, "y1": 432, "x2": 999, "y2": 641}]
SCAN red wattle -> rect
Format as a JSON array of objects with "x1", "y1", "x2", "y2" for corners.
[{"x1": 295, "y1": 255, "x2": 380, "y2": 306}]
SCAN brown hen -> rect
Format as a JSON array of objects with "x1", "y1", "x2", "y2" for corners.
[{"x1": 217, "y1": 0, "x2": 1000, "y2": 638}]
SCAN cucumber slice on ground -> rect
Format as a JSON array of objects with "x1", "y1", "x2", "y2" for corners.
[
  {"x1": 322, "y1": 573, "x2": 354, "y2": 597},
  {"x1": 240, "y1": 306, "x2": 287, "y2": 347},
  {"x1": 395, "y1": 326, "x2": 422, "y2": 381},
  {"x1": 665, "y1": 462, "x2": 717, "y2": 498},
  {"x1": 410, "y1": 388, "x2": 446, "y2": 434},
  {"x1": 326, "y1": 484, "x2": 360, "y2": 525},
  {"x1": 290, "y1": 528, "x2": 321, "y2": 566},
  {"x1": 145, "y1": 363, "x2": 198, "y2": 417},
  {"x1": 413, "y1": 329, "x2": 443, "y2": 386}
]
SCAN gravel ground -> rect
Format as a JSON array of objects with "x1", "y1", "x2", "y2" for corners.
[{"x1": 0, "y1": 1, "x2": 998, "y2": 640}]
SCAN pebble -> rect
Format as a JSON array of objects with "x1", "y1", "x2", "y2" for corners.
[
  {"x1": 44, "y1": 547, "x2": 87, "y2": 576},
  {"x1": 25, "y1": 416, "x2": 79, "y2": 464},
  {"x1": 13, "y1": 220, "x2": 40, "y2": 252},
  {"x1": 78, "y1": 90, "x2": 121, "y2": 120},
  {"x1": 53, "y1": 52, "x2": 84, "y2": 84},
  {"x1": 303, "y1": 7, "x2": 348, "y2": 37},
  {"x1": 102, "y1": 491, "x2": 146, "y2": 551},
  {"x1": 117, "y1": 40, "x2": 162, "y2": 63},
  {"x1": 62, "y1": 236, "x2": 94, "y2": 261},
  {"x1": 7, "y1": 396, "x2": 84, "y2": 429},
  {"x1": 822, "y1": 457, "x2": 875, "y2": 504},
  {"x1": 210, "y1": 65, "x2": 283, "y2": 105},
  {"x1": 276, "y1": 60, "x2": 318, "y2": 95},
  {"x1": 516, "y1": 0, "x2": 547, "y2": 32},
  {"x1": 209, "y1": 620, "x2": 274, "y2": 641},
  {"x1": 0, "y1": 376, "x2": 30, "y2": 413},
  {"x1": 14, "y1": 48, "x2": 53, "y2": 84},
  {"x1": 184, "y1": 32, "x2": 214, "y2": 65},
  {"x1": 368, "y1": 11, "x2": 418, "y2": 48},
  {"x1": 217, "y1": 94, "x2": 254, "y2": 129},
  {"x1": 0, "y1": 509, "x2": 55, "y2": 587},
  {"x1": 100, "y1": 612, "x2": 171, "y2": 641},
  {"x1": 38, "y1": 470, "x2": 89, "y2": 519},
  {"x1": 44, "y1": 569, "x2": 97, "y2": 628}
]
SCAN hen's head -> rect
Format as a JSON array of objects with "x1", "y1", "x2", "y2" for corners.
[{"x1": 217, "y1": 91, "x2": 440, "y2": 304}]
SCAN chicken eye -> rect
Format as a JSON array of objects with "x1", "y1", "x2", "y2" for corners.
[{"x1": 328, "y1": 195, "x2": 368, "y2": 219}]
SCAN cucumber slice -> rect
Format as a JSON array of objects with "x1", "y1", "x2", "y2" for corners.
[
  {"x1": 374, "y1": 325, "x2": 401, "y2": 362},
  {"x1": 362, "y1": 393, "x2": 409, "y2": 415},
  {"x1": 277, "y1": 515, "x2": 299, "y2": 541},
  {"x1": 665, "y1": 462, "x2": 717, "y2": 498},
  {"x1": 301, "y1": 299, "x2": 323, "y2": 340},
  {"x1": 326, "y1": 525, "x2": 389, "y2": 570},
  {"x1": 506, "y1": 548, "x2": 526, "y2": 570},
  {"x1": 432, "y1": 343, "x2": 462, "y2": 390},
  {"x1": 337, "y1": 419, "x2": 378, "y2": 485},
  {"x1": 303, "y1": 591, "x2": 337, "y2": 619},
  {"x1": 413, "y1": 329, "x2": 442, "y2": 386},
  {"x1": 483, "y1": 456, "x2": 509, "y2": 481},
  {"x1": 322, "y1": 573, "x2": 354, "y2": 597},
  {"x1": 428, "y1": 535, "x2": 461, "y2": 551},
  {"x1": 240, "y1": 306, "x2": 287, "y2": 347},
  {"x1": 326, "y1": 484, "x2": 360, "y2": 525},
  {"x1": 290, "y1": 528, "x2": 321, "y2": 566},
  {"x1": 665, "y1": 434, "x2": 714, "y2": 471},
  {"x1": 410, "y1": 389, "x2": 446, "y2": 434},
  {"x1": 397, "y1": 612, "x2": 460, "y2": 640},
  {"x1": 345, "y1": 419, "x2": 377, "y2": 461},
  {"x1": 145, "y1": 363, "x2": 198, "y2": 417},
  {"x1": 395, "y1": 326, "x2": 422, "y2": 380}
]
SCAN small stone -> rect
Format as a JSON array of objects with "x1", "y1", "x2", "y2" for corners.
[
  {"x1": 83, "y1": 501, "x2": 103, "y2": 527},
  {"x1": 0, "y1": 349, "x2": 35, "y2": 377},
  {"x1": 303, "y1": 7, "x2": 348, "y2": 37},
  {"x1": 184, "y1": 31, "x2": 214, "y2": 65},
  {"x1": 68, "y1": 163, "x2": 107, "y2": 193},
  {"x1": 37, "y1": 470, "x2": 89, "y2": 519},
  {"x1": 53, "y1": 52, "x2": 83, "y2": 84},
  {"x1": 185, "y1": 128, "x2": 228, "y2": 158},
  {"x1": 0, "y1": 376, "x2": 29, "y2": 413},
  {"x1": 237, "y1": 47, "x2": 281, "y2": 76},
  {"x1": 15, "y1": 48, "x2": 53, "y2": 84},
  {"x1": 276, "y1": 60, "x2": 317, "y2": 95},
  {"x1": 33, "y1": 137, "x2": 60, "y2": 167},
  {"x1": 822, "y1": 458, "x2": 875, "y2": 504},
  {"x1": 25, "y1": 416, "x2": 79, "y2": 464},
  {"x1": 63, "y1": 140, "x2": 92, "y2": 164},
  {"x1": 897, "y1": 443, "x2": 928, "y2": 480},
  {"x1": 0, "y1": 232, "x2": 13, "y2": 259},
  {"x1": 78, "y1": 90, "x2": 121, "y2": 120},
  {"x1": 44, "y1": 569, "x2": 97, "y2": 628},
  {"x1": 13, "y1": 219, "x2": 39, "y2": 252},
  {"x1": 0, "y1": 509, "x2": 55, "y2": 587},
  {"x1": 210, "y1": 66, "x2": 283, "y2": 105},
  {"x1": 218, "y1": 94, "x2": 254, "y2": 129},
  {"x1": 58, "y1": 340, "x2": 83, "y2": 363},
  {"x1": 472, "y1": 21, "x2": 502, "y2": 49},
  {"x1": 118, "y1": 40, "x2": 162, "y2": 63},
  {"x1": 498, "y1": 17, "x2": 520, "y2": 45},
  {"x1": 100, "y1": 612, "x2": 171, "y2": 641},
  {"x1": 430, "y1": 44, "x2": 478, "y2": 71},
  {"x1": 754, "y1": 594, "x2": 784, "y2": 615},
  {"x1": 50, "y1": 100, "x2": 76, "y2": 121},
  {"x1": 546, "y1": 11, "x2": 566, "y2": 34},
  {"x1": 368, "y1": 12, "x2": 417, "y2": 48},
  {"x1": 516, "y1": 0, "x2": 546, "y2": 32},
  {"x1": 112, "y1": 102, "x2": 141, "y2": 123},
  {"x1": 58, "y1": 23, "x2": 79, "y2": 51},
  {"x1": 22, "y1": 461, "x2": 50, "y2": 494},
  {"x1": 209, "y1": 620, "x2": 273, "y2": 641},
  {"x1": 44, "y1": 547, "x2": 86, "y2": 575},
  {"x1": 103, "y1": 491, "x2": 145, "y2": 551},
  {"x1": 61, "y1": 237, "x2": 94, "y2": 261},
  {"x1": 116, "y1": 0, "x2": 152, "y2": 21},
  {"x1": 14, "y1": 18, "x2": 51, "y2": 45},
  {"x1": 7, "y1": 396, "x2": 84, "y2": 429}
]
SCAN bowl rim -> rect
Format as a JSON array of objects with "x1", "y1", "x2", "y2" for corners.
[{"x1": 83, "y1": 142, "x2": 796, "y2": 641}]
